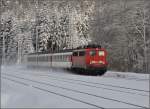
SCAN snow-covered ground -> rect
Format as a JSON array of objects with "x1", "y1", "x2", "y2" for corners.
[{"x1": 1, "y1": 65, "x2": 149, "y2": 108}]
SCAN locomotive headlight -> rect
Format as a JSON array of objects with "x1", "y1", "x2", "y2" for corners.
[
  {"x1": 99, "y1": 61, "x2": 104, "y2": 64},
  {"x1": 90, "y1": 60, "x2": 96, "y2": 64},
  {"x1": 98, "y1": 51, "x2": 104, "y2": 56}
]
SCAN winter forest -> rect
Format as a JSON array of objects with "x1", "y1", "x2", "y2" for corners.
[{"x1": 0, "y1": 0, "x2": 150, "y2": 73}]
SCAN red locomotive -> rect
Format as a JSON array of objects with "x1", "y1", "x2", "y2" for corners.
[
  {"x1": 26, "y1": 44, "x2": 108, "y2": 75},
  {"x1": 71, "y1": 45, "x2": 108, "y2": 75}
]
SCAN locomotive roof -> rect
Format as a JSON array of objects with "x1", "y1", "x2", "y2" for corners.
[
  {"x1": 76, "y1": 44, "x2": 101, "y2": 49},
  {"x1": 28, "y1": 49, "x2": 73, "y2": 55},
  {"x1": 28, "y1": 44, "x2": 102, "y2": 55}
]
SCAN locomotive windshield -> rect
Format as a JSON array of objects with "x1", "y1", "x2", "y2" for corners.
[
  {"x1": 73, "y1": 52, "x2": 78, "y2": 56},
  {"x1": 89, "y1": 50, "x2": 96, "y2": 56},
  {"x1": 98, "y1": 51, "x2": 104, "y2": 56},
  {"x1": 79, "y1": 51, "x2": 85, "y2": 56}
]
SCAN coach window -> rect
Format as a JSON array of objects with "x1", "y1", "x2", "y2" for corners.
[
  {"x1": 54, "y1": 55, "x2": 58, "y2": 62},
  {"x1": 65, "y1": 55, "x2": 67, "y2": 61},
  {"x1": 79, "y1": 51, "x2": 85, "y2": 56},
  {"x1": 55, "y1": 56, "x2": 56, "y2": 61},
  {"x1": 60, "y1": 55, "x2": 61, "y2": 61},
  {"x1": 28, "y1": 57, "x2": 31, "y2": 61},
  {"x1": 61, "y1": 55, "x2": 63, "y2": 61},
  {"x1": 45, "y1": 56, "x2": 47, "y2": 61},
  {"x1": 42, "y1": 56, "x2": 44, "y2": 61},
  {"x1": 50, "y1": 56, "x2": 51, "y2": 61},
  {"x1": 59, "y1": 55, "x2": 61, "y2": 61},
  {"x1": 53, "y1": 56, "x2": 55, "y2": 61},
  {"x1": 40, "y1": 56, "x2": 42, "y2": 61},
  {"x1": 66, "y1": 55, "x2": 68, "y2": 61},
  {"x1": 89, "y1": 50, "x2": 96, "y2": 56},
  {"x1": 62, "y1": 55, "x2": 65, "y2": 61},
  {"x1": 43, "y1": 56, "x2": 45, "y2": 61},
  {"x1": 31, "y1": 57, "x2": 34, "y2": 61},
  {"x1": 38, "y1": 56, "x2": 41, "y2": 61},
  {"x1": 56, "y1": 56, "x2": 58, "y2": 61},
  {"x1": 73, "y1": 52, "x2": 78, "y2": 56},
  {"x1": 55, "y1": 56, "x2": 57, "y2": 61},
  {"x1": 64, "y1": 55, "x2": 66, "y2": 61},
  {"x1": 48, "y1": 56, "x2": 50, "y2": 61},
  {"x1": 40, "y1": 56, "x2": 43, "y2": 61},
  {"x1": 57, "y1": 55, "x2": 59, "y2": 61},
  {"x1": 65, "y1": 55, "x2": 68, "y2": 61},
  {"x1": 42, "y1": 56, "x2": 45, "y2": 61}
]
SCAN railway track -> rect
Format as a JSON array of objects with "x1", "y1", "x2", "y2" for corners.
[
  {"x1": 40, "y1": 74, "x2": 149, "y2": 93},
  {"x1": 8, "y1": 68, "x2": 149, "y2": 93},
  {"x1": 26, "y1": 67, "x2": 149, "y2": 82},
  {"x1": 103, "y1": 74, "x2": 149, "y2": 82},
  {"x1": 3, "y1": 72, "x2": 149, "y2": 96},
  {"x1": 22, "y1": 73, "x2": 148, "y2": 97},
  {"x1": 22, "y1": 71, "x2": 149, "y2": 93},
  {"x1": 2, "y1": 73, "x2": 149, "y2": 108},
  {"x1": 2, "y1": 76, "x2": 103, "y2": 108}
]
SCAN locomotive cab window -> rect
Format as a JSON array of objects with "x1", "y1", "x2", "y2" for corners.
[
  {"x1": 73, "y1": 52, "x2": 78, "y2": 56},
  {"x1": 79, "y1": 51, "x2": 85, "y2": 56},
  {"x1": 98, "y1": 51, "x2": 105, "y2": 56},
  {"x1": 89, "y1": 50, "x2": 96, "y2": 56}
]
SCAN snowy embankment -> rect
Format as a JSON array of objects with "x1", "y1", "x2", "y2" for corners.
[{"x1": 1, "y1": 65, "x2": 149, "y2": 108}]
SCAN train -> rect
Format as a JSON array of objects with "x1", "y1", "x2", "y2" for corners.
[{"x1": 25, "y1": 44, "x2": 108, "y2": 75}]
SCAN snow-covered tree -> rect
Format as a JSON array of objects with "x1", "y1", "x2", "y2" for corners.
[
  {"x1": 70, "y1": 0, "x2": 95, "y2": 48},
  {"x1": 1, "y1": 11, "x2": 18, "y2": 64},
  {"x1": 129, "y1": 2, "x2": 150, "y2": 73}
]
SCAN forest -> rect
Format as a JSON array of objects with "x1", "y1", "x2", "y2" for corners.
[{"x1": 0, "y1": 0, "x2": 150, "y2": 73}]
